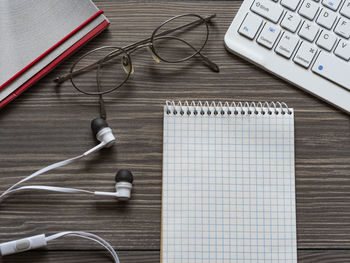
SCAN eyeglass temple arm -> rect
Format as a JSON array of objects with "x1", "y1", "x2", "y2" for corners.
[
  {"x1": 96, "y1": 64, "x2": 107, "y2": 119},
  {"x1": 54, "y1": 14, "x2": 217, "y2": 83},
  {"x1": 154, "y1": 35, "x2": 219, "y2": 72},
  {"x1": 197, "y1": 52, "x2": 220, "y2": 73},
  {"x1": 152, "y1": 13, "x2": 216, "y2": 40}
]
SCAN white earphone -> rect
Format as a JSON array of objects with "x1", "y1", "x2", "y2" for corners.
[
  {"x1": 0, "y1": 169, "x2": 134, "y2": 202},
  {"x1": 0, "y1": 231, "x2": 120, "y2": 262},
  {"x1": 0, "y1": 118, "x2": 133, "y2": 203},
  {"x1": 86, "y1": 117, "x2": 116, "y2": 154},
  {"x1": 0, "y1": 118, "x2": 132, "y2": 262}
]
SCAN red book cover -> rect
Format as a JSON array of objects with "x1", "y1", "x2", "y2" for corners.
[{"x1": 0, "y1": 0, "x2": 109, "y2": 108}]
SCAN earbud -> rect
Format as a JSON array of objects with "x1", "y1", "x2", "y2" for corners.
[
  {"x1": 95, "y1": 169, "x2": 133, "y2": 201},
  {"x1": 0, "y1": 169, "x2": 134, "y2": 203},
  {"x1": 115, "y1": 169, "x2": 134, "y2": 200},
  {"x1": 91, "y1": 118, "x2": 116, "y2": 148},
  {"x1": 83, "y1": 118, "x2": 116, "y2": 156},
  {"x1": 0, "y1": 118, "x2": 119, "y2": 204}
]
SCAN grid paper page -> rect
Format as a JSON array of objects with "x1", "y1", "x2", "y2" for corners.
[{"x1": 162, "y1": 102, "x2": 296, "y2": 263}]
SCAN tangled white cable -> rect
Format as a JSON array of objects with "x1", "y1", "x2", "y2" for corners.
[
  {"x1": 0, "y1": 153, "x2": 86, "y2": 201},
  {"x1": 0, "y1": 231, "x2": 120, "y2": 262},
  {"x1": 0, "y1": 118, "x2": 137, "y2": 203}
]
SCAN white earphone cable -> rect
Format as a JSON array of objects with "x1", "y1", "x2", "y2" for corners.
[
  {"x1": 45, "y1": 231, "x2": 120, "y2": 263},
  {"x1": 1, "y1": 186, "x2": 95, "y2": 200},
  {"x1": 0, "y1": 142, "x2": 106, "y2": 201}
]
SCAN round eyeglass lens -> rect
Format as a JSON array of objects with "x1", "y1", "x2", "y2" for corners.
[
  {"x1": 70, "y1": 47, "x2": 132, "y2": 95},
  {"x1": 151, "y1": 14, "x2": 208, "y2": 63}
]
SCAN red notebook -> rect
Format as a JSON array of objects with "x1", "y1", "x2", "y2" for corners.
[{"x1": 0, "y1": 0, "x2": 110, "y2": 108}]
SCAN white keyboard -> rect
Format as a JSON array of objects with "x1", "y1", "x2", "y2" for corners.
[{"x1": 224, "y1": 0, "x2": 350, "y2": 114}]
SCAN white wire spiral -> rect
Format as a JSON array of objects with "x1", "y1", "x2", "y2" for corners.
[{"x1": 165, "y1": 100, "x2": 292, "y2": 116}]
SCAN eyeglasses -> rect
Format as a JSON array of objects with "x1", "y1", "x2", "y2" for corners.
[{"x1": 54, "y1": 13, "x2": 219, "y2": 117}]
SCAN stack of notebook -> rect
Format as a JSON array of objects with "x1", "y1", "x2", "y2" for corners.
[{"x1": 0, "y1": 0, "x2": 109, "y2": 108}]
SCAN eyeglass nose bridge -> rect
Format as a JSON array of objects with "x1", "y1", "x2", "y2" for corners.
[{"x1": 128, "y1": 42, "x2": 161, "y2": 63}]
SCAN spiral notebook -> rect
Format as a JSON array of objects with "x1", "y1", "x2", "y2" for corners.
[{"x1": 162, "y1": 101, "x2": 297, "y2": 262}]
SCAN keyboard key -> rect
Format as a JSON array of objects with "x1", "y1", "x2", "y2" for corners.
[
  {"x1": 238, "y1": 13, "x2": 263, "y2": 39},
  {"x1": 275, "y1": 32, "x2": 299, "y2": 58},
  {"x1": 293, "y1": 41, "x2": 318, "y2": 67},
  {"x1": 316, "y1": 8, "x2": 337, "y2": 29},
  {"x1": 281, "y1": 11, "x2": 302, "y2": 32},
  {"x1": 299, "y1": 21, "x2": 320, "y2": 41},
  {"x1": 299, "y1": 0, "x2": 320, "y2": 20},
  {"x1": 281, "y1": 0, "x2": 301, "y2": 11},
  {"x1": 340, "y1": 0, "x2": 350, "y2": 18},
  {"x1": 334, "y1": 39, "x2": 350, "y2": 60},
  {"x1": 257, "y1": 22, "x2": 281, "y2": 48},
  {"x1": 334, "y1": 17, "x2": 350, "y2": 38},
  {"x1": 312, "y1": 51, "x2": 350, "y2": 91},
  {"x1": 251, "y1": 0, "x2": 283, "y2": 23},
  {"x1": 316, "y1": 30, "x2": 337, "y2": 50},
  {"x1": 322, "y1": 0, "x2": 342, "y2": 11}
]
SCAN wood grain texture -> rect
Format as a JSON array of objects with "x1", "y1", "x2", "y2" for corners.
[
  {"x1": 3, "y1": 250, "x2": 350, "y2": 263},
  {"x1": 0, "y1": 1, "x2": 349, "y2": 262}
]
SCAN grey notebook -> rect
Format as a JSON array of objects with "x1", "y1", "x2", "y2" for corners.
[{"x1": 0, "y1": 0, "x2": 108, "y2": 102}]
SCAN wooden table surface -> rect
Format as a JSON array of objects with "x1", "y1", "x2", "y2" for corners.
[{"x1": 0, "y1": 1, "x2": 349, "y2": 262}]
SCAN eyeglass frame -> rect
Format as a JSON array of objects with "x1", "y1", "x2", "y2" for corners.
[{"x1": 54, "y1": 13, "x2": 219, "y2": 96}]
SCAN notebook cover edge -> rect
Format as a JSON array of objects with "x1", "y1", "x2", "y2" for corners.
[{"x1": 0, "y1": 19, "x2": 109, "y2": 109}]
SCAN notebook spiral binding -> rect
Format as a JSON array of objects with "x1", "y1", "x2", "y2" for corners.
[{"x1": 165, "y1": 100, "x2": 292, "y2": 116}]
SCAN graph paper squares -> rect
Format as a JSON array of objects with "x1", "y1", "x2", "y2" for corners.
[{"x1": 162, "y1": 104, "x2": 296, "y2": 263}]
